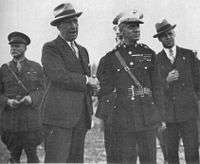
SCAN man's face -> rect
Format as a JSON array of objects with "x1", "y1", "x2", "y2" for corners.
[
  {"x1": 121, "y1": 22, "x2": 140, "y2": 43},
  {"x1": 10, "y1": 43, "x2": 26, "y2": 59},
  {"x1": 158, "y1": 29, "x2": 175, "y2": 48},
  {"x1": 57, "y1": 17, "x2": 79, "y2": 42}
]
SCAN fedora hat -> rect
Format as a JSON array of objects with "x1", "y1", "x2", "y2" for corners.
[
  {"x1": 50, "y1": 3, "x2": 82, "y2": 26},
  {"x1": 8, "y1": 31, "x2": 31, "y2": 45},
  {"x1": 153, "y1": 19, "x2": 176, "y2": 38},
  {"x1": 118, "y1": 10, "x2": 144, "y2": 25}
]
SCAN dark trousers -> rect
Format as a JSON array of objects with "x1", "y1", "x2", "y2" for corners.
[
  {"x1": 166, "y1": 120, "x2": 199, "y2": 164},
  {"x1": 44, "y1": 109, "x2": 88, "y2": 163},
  {"x1": 118, "y1": 129, "x2": 156, "y2": 164},
  {"x1": 104, "y1": 124, "x2": 121, "y2": 163},
  {"x1": 1, "y1": 130, "x2": 42, "y2": 163}
]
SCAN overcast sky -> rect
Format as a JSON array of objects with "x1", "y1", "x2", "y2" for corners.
[{"x1": 0, "y1": 0, "x2": 200, "y2": 65}]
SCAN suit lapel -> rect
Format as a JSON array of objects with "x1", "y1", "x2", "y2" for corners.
[
  {"x1": 55, "y1": 36, "x2": 82, "y2": 68},
  {"x1": 76, "y1": 43, "x2": 90, "y2": 75}
]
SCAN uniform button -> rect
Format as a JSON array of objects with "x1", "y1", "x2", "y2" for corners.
[
  {"x1": 151, "y1": 102, "x2": 154, "y2": 105},
  {"x1": 144, "y1": 66, "x2": 147, "y2": 69},
  {"x1": 114, "y1": 105, "x2": 117, "y2": 109},
  {"x1": 117, "y1": 69, "x2": 120, "y2": 72},
  {"x1": 128, "y1": 51, "x2": 132, "y2": 55},
  {"x1": 106, "y1": 99, "x2": 110, "y2": 103},
  {"x1": 129, "y1": 62, "x2": 134, "y2": 66},
  {"x1": 172, "y1": 97, "x2": 176, "y2": 100},
  {"x1": 182, "y1": 83, "x2": 185, "y2": 86}
]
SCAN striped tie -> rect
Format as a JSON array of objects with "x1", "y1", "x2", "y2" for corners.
[
  {"x1": 169, "y1": 48, "x2": 175, "y2": 64},
  {"x1": 70, "y1": 42, "x2": 79, "y2": 58}
]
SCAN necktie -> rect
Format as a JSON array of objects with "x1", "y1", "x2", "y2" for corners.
[
  {"x1": 169, "y1": 48, "x2": 175, "y2": 64},
  {"x1": 70, "y1": 42, "x2": 79, "y2": 58},
  {"x1": 16, "y1": 61, "x2": 22, "y2": 71}
]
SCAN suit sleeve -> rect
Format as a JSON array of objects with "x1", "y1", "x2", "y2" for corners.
[
  {"x1": 41, "y1": 43, "x2": 87, "y2": 92},
  {"x1": 191, "y1": 52, "x2": 200, "y2": 99},
  {"x1": 151, "y1": 54, "x2": 165, "y2": 121},
  {"x1": 29, "y1": 64, "x2": 45, "y2": 108}
]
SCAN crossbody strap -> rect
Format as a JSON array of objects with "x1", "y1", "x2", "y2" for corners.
[
  {"x1": 6, "y1": 62, "x2": 29, "y2": 94},
  {"x1": 114, "y1": 50, "x2": 143, "y2": 89}
]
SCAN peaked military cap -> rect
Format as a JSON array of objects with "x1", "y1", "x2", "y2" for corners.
[{"x1": 8, "y1": 31, "x2": 31, "y2": 45}]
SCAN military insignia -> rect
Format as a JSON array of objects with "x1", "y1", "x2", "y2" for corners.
[
  {"x1": 143, "y1": 54, "x2": 152, "y2": 61},
  {"x1": 131, "y1": 54, "x2": 143, "y2": 57}
]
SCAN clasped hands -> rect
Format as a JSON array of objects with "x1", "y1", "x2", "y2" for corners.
[
  {"x1": 87, "y1": 75, "x2": 100, "y2": 90},
  {"x1": 7, "y1": 95, "x2": 32, "y2": 109}
]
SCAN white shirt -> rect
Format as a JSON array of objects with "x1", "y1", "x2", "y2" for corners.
[{"x1": 163, "y1": 46, "x2": 176, "y2": 62}]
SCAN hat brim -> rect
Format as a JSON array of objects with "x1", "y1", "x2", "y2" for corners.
[
  {"x1": 119, "y1": 18, "x2": 144, "y2": 25},
  {"x1": 153, "y1": 24, "x2": 176, "y2": 38},
  {"x1": 50, "y1": 12, "x2": 82, "y2": 26}
]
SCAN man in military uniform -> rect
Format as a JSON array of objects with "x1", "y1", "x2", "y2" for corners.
[
  {"x1": 95, "y1": 13, "x2": 123, "y2": 163},
  {"x1": 96, "y1": 11, "x2": 163, "y2": 164},
  {"x1": 0, "y1": 32, "x2": 44, "y2": 163},
  {"x1": 153, "y1": 19, "x2": 200, "y2": 164}
]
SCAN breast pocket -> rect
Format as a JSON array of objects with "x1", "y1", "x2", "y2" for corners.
[{"x1": 26, "y1": 70, "x2": 39, "y2": 81}]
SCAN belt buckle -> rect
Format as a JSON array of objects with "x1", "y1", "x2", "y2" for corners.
[{"x1": 128, "y1": 85, "x2": 135, "y2": 100}]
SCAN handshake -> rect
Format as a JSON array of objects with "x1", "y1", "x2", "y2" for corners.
[
  {"x1": 7, "y1": 95, "x2": 32, "y2": 109},
  {"x1": 86, "y1": 75, "x2": 100, "y2": 90}
]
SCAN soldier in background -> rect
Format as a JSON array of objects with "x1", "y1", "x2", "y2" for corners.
[
  {"x1": 96, "y1": 10, "x2": 163, "y2": 163},
  {"x1": 0, "y1": 32, "x2": 44, "y2": 163}
]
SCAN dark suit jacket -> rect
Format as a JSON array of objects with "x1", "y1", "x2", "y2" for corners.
[
  {"x1": 41, "y1": 36, "x2": 93, "y2": 129},
  {"x1": 156, "y1": 46, "x2": 200, "y2": 122}
]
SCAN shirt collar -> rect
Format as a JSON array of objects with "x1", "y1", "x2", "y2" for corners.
[
  {"x1": 59, "y1": 34, "x2": 75, "y2": 47},
  {"x1": 163, "y1": 45, "x2": 176, "y2": 58}
]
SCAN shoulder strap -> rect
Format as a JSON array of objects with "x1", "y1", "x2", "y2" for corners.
[
  {"x1": 6, "y1": 62, "x2": 29, "y2": 93},
  {"x1": 114, "y1": 50, "x2": 143, "y2": 88}
]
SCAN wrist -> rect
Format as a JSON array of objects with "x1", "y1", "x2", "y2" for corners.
[{"x1": 85, "y1": 75, "x2": 89, "y2": 84}]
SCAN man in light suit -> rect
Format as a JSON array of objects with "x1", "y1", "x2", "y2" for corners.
[
  {"x1": 153, "y1": 19, "x2": 200, "y2": 164},
  {"x1": 41, "y1": 3, "x2": 99, "y2": 163}
]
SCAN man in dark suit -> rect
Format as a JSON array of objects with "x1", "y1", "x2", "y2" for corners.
[
  {"x1": 96, "y1": 11, "x2": 163, "y2": 164},
  {"x1": 153, "y1": 19, "x2": 200, "y2": 164},
  {"x1": 41, "y1": 3, "x2": 99, "y2": 163},
  {"x1": 0, "y1": 32, "x2": 44, "y2": 163}
]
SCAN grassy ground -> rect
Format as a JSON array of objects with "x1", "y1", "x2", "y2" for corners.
[{"x1": 0, "y1": 128, "x2": 190, "y2": 163}]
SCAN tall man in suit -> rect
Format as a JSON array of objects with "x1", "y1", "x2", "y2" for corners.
[
  {"x1": 153, "y1": 19, "x2": 200, "y2": 164},
  {"x1": 41, "y1": 3, "x2": 99, "y2": 163}
]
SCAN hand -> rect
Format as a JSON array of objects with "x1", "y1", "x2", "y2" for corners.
[
  {"x1": 19, "y1": 95, "x2": 32, "y2": 105},
  {"x1": 7, "y1": 99, "x2": 20, "y2": 108},
  {"x1": 158, "y1": 122, "x2": 167, "y2": 132},
  {"x1": 166, "y1": 69, "x2": 179, "y2": 83},
  {"x1": 93, "y1": 117, "x2": 104, "y2": 132},
  {"x1": 87, "y1": 76, "x2": 99, "y2": 88}
]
